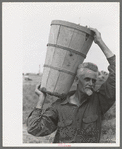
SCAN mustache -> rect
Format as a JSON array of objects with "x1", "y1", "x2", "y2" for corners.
[{"x1": 85, "y1": 87, "x2": 94, "y2": 91}]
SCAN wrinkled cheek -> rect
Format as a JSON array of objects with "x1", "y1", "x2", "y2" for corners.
[{"x1": 78, "y1": 84, "x2": 84, "y2": 92}]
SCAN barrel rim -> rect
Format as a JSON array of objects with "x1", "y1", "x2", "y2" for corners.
[{"x1": 51, "y1": 20, "x2": 94, "y2": 36}]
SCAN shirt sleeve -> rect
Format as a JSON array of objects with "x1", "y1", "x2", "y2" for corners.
[
  {"x1": 27, "y1": 101, "x2": 58, "y2": 137},
  {"x1": 98, "y1": 55, "x2": 116, "y2": 115}
]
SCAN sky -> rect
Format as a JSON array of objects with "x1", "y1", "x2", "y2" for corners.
[{"x1": 3, "y1": 2, "x2": 119, "y2": 74}]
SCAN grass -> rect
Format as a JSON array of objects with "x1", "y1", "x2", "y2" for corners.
[{"x1": 23, "y1": 73, "x2": 116, "y2": 143}]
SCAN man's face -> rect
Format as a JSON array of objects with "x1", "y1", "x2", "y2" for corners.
[{"x1": 77, "y1": 69, "x2": 97, "y2": 96}]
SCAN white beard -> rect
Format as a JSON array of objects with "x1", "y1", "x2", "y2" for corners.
[{"x1": 85, "y1": 88, "x2": 93, "y2": 96}]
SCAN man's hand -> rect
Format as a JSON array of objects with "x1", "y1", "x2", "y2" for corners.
[
  {"x1": 89, "y1": 28, "x2": 102, "y2": 44},
  {"x1": 35, "y1": 84, "x2": 42, "y2": 96},
  {"x1": 35, "y1": 84, "x2": 47, "y2": 109},
  {"x1": 35, "y1": 84, "x2": 47, "y2": 96},
  {"x1": 89, "y1": 27, "x2": 114, "y2": 58}
]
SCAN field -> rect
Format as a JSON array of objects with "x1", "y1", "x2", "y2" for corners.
[{"x1": 23, "y1": 73, "x2": 116, "y2": 143}]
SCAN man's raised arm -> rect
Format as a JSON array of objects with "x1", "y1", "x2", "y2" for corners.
[{"x1": 90, "y1": 28, "x2": 115, "y2": 115}]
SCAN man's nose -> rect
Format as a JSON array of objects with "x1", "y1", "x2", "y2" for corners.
[{"x1": 89, "y1": 80, "x2": 93, "y2": 86}]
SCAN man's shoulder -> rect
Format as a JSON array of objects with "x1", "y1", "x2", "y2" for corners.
[
  {"x1": 52, "y1": 90, "x2": 76, "y2": 106},
  {"x1": 51, "y1": 98, "x2": 64, "y2": 107}
]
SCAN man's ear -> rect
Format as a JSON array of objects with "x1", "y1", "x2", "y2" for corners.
[{"x1": 74, "y1": 76, "x2": 79, "y2": 84}]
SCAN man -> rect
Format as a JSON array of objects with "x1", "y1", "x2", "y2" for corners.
[{"x1": 27, "y1": 28, "x2": 115, "y2": 143}]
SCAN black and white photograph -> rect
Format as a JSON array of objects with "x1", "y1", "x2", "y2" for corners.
[{"x1": 3, "y1": 2, "x2": 120, "y2": 147}]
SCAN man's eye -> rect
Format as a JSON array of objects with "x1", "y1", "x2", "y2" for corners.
[
  {"x1": 85, "y1": 78, "x2": 90, "y2": 81},
  {"x1": 92, "y1": 79, "x2": 96, "y2": 83}
]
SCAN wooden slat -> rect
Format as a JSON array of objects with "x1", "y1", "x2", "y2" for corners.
[
  {"x1": 48, "y1": 25, "x2": 60, "y2": 44},
  {"x1": 69, "y1": 30, "x2": 86, "y2": 52},
  {"x1": 44, "y1": 46, "x2": 55, "y2": 65},
  {"x1": 57, "y1": 26, "x2": 74, "y2": 47},
  {"x1": 54, "y1": 72, "x2": 75, "y2": 94},
  {"x1": 46, "y1": 69, "x2": 59, "y2": 92},
  {"x1": 41, "y1": 67, "x2": 50, "y2": 88},
  {"x1": 81, "y1": 35, "x2": 94, "y2": 55},
  {"x1": 51, "y1": 47, "x2": 67, "y2": 68},
  {"x1": 61, "y1": 51, "x2": 84, "y2": 73}
]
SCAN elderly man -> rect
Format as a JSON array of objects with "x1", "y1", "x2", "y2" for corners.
[{"x1": 27, "y1": 28, "x2": 115, "y2": 143}]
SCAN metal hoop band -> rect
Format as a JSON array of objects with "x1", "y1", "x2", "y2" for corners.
[
  {"x1": 44, "y1": 64, "x2": 76, "y2": 76},
  {"x1": 47, "y1": 43, "x2": 86, "y2": 58}
]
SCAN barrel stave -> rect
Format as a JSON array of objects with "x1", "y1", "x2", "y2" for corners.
[
  {"x1": 48, "y1": 25, "x2": 60, "y2": 44},
  {"x1": 54, "y1": 72, "x2": 75, "y2": 94},
  {"x1": 57, "y1": 26, "x2": 74, "y2": 47}
]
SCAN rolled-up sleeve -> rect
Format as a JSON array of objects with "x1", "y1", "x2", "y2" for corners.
[
  {"x1": 98, "y1": 55, "x2": 116, "y2": 115},
  {"x1": 27, "y1": 102, "x2": 58, "y2": 137}
]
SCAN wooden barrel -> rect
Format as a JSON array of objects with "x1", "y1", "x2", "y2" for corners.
[{"x1": 40, "y1": 20, "x2": 94, "y2": 98}]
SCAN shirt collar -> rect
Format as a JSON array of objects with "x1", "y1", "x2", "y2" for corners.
[
  {"x1": 61, "y1": 90, "x2": 76, "y2": 105},
  {"x1": 61, "y1": 90, "x2": 89, "y2": 105}
]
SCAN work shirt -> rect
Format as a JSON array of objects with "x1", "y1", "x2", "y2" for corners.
[{"x1": 27, "y1": 55, "x2": 115, "y2": 143}]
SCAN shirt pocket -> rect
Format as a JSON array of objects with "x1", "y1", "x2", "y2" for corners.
[
  {"x1": 58, "y1": 119, "x2": 75, "y2": 139},
  {"x1": 82, "y1": 115, "x2": 98, "y2": 134},
  {"x1": 83, "y1": 115, "x2": 98, "y2": 123}
]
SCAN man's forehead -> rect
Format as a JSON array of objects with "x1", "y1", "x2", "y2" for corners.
[
  {"x1": 78, "y1": 62, "x2": 98, "y2": 72},
  {"x1": 77, "y1": 68, "x2": 98, "y2": 79},
  {"x1": 83, "y1": 73, "x2": 97, "y2": 79}
]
